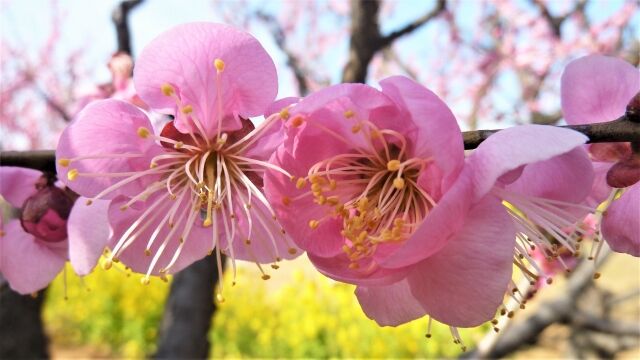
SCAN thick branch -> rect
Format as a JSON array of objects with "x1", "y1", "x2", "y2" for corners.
[
  {"x1": 2, "y1": 117, "x2": 638, "y2": 171},
  {"x1": 112, "y1": 0, "x2": 144, "y2": 55},
  {"x1": 379, "y1": 0, "x2": 446, "y2": 47},
  {"x1": 463, "y1": 115, "x2": 640, "y2": 150}
]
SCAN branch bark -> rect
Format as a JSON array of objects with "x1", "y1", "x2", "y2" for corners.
[
  {"x1": 0, "y1": 284, "x2": 49, "y2": 359},
  {"x1": 3, "y1": 116, "x2": 637, "y2": 171},
  {"x1": 154, "y1": 255, "x2": 224, "y2": 359},
  {"x1": 342, "y1": 0, "x2": 446, "y2": 83},
  {"x1": 112, "y1": 0, "x2": 144, "y2": 55}
]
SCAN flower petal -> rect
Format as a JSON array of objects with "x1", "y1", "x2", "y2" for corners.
[
  {"x1": 355, "y1": 277, "x2": 426, "y2": 326},
  {"x1": 265, "y1": 147, "x2": 345, "y2": 257},
  {"x1": 134, "y1": 23, "x2": 278, "y2": 137},
  {"x1": 308, "y1": 251, "x2": 410, "y2": 286},
  {"x1": 380, "y1": 76, "x2": 464, "y2": 189},
  {"x1": 561, "y1": 55, "x2": 639, "y2": 125},
  {"x1": 602, "y1": 185, "x2": 640, "y2": 257},
  {"x1": 56, "y1": 99, "x2": 162, "y2": 199},
  {"x1": 406, "y1": 195, "x2": 514, "y2": 327},
  {"x1": 468, "y1": 125, "x2": 588, "y2": 201},
  {"x1": 505, "y1": 147, "x2": 593, "y2": 203},
  {"x1": 0, "y1": 167, "x2": 42, "y2": 208},
  {"x1": 0, "y1": 220, "x2": 65, "y2": 294},
  {"x1": 67, "y1": 197, "x2": 112, "y2": 276}
]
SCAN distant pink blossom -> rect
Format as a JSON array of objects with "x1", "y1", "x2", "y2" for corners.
[
  {"x1": 264, "y1": 76, "x2": 593, "y2": 329},
  {"x1": 561, "y1": 55, "x2": 640, "y2": 256}
]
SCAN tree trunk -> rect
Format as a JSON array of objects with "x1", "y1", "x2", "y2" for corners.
[
  {"x1": 0, "y1": 281, "x2": 49, "y2": 359},
  {"x1": 154, "y1": 255, "x2": 223, "y2": 359}
]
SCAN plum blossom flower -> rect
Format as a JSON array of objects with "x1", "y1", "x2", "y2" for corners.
[
  {"x1": 561, "y1": 55, "x2": 640, "y2": 257},
  {"x1": 0, "y1": 167, "x2": 104, "y2": 294},
  {"x1": 264, "y1": 76, "x2": 593, "y2": 334},
  {"x1": 56, "y1": 23, "x2": 299, "y2": 291}
]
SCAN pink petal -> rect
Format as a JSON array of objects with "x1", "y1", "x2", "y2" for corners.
[
  {"x1": 355, "y1": 278, "x2": 427, "y2": 326},
  {"x1": 67, "y1": 197, "x2": 112, "y2": 276},
  {"x1": 407, "y1": 195, "x2": 515, "y2": 327},
  {"x1": 265, "y1": 148, "x2": 345, "y2": 257},
  {"x1": 505, "y1": 147, "x2": 593, "y2": 203},
  {"x1": 56, "y1": 99, "x2": 162, "y2": 199},
  {"x1": 107, "y1": 194, "x2": 212, "y2": 275},
  {"x1": 229, "y1": 199, "x2": 300, "y2": 264},
  {"x1": 379, "y1": 76, "x2": 464, "y2": 189},
  {"x1": 0, "y1": 167, "x2": 42, "y2": 208},
  {"x1": 602, "y1": 185, "x2": 640, "y2": 257},
  {"x1": 134, "y1": 23, "x2": 278, "y2": 138},
  {"x1": 561, "y1": 55, "x2": 639, "y2": 125},
  {"x1": 0, "y1": 220, "x2": 65, "y2": 294},
  {"x1": 265, "y1": 97, "x2": 300, "y2": 117},
  {"x1": 587, "y1": 161, "x2": 614, "y2": 206},
  {"x1": 468, "y1": 125, "x2": 588, "y2": 201},
  {"x1": 380, "y1": 166, "x2": 475, "y2": 268},
  {"x1": 308, "y1": 251, "x2": 411, "y2": 286}
]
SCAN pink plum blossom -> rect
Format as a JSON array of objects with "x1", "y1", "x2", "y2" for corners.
[
  {"x1": 264, "y1": 76, "x2": 593, "y2": 330},
  {"x1": 561, "y1": 55, "x2": 640, "y2": 257},
  {"x1": 0, "y1": 167, "x2": 104, "y2": 294},
  {"x1": 56, "y1": 23, "x2": 299, "y2": 291}
]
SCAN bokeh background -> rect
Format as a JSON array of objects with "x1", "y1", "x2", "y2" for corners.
[{"x1": 1, "y1": 0, "x2": 639, "y2": 358}]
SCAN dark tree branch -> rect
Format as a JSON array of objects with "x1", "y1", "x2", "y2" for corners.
[
  {"x1": 342, "y1": 0, "x2": 446, "y2": 83},
  {"x1": 379, "y1": 0, "x2": 446, "y2": 47},
  {"x1": 2, "y1": 116, "x2": 638, "y2": 171},
  {"x1": 255, "y1": 11, "x2": 310, "y2": 95},
  {"x1": 112, "y1": 0, "x2": 144, "y2": 55},
  {"x1": 531, "y1": 0, "x2": 587, "y2": 38},
  {"x1": 154, "y1": 255, "x2": 224, "y2": 358},
  {"x1": 0, "y1": 284, "x2": 49, "y2": 358}
]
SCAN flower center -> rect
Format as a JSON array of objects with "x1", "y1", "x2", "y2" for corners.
[{"x1": 297, "y1": 114, "x2": 436, "y2": 269}]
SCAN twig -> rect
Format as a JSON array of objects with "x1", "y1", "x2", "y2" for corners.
[
  {"x1": 2, "y1": 116, "x2": 638, "y2": 171},
  {"x1": 112, "y1": 0, "x2": 144, "y2": 55}
]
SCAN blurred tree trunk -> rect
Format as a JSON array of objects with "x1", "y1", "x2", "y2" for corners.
[
  {"x1": 0, "y1": 282, "x2": 49, "y2": 359},
  {"x1": 154, "y1": 255, "x2": 224, "y2": 359}
]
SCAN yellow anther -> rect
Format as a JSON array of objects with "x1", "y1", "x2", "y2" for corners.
[
  {"x1": 214, "y1": 58, "x2": 225, "y2": 72},
  {"x1": 149, "y1": 162, "x2": 158, "y2": 169},
  {"x1": 370, "y1": 130, "x2": 381, "y2": 139},
  {"x1": 144, "y1": 249, "x2": 151, "y2": 256},
  {"x1": 203, "y1": 217, "x2": 212, "y2": 227},
  {"x1": 282, "y1": 196, "x2": 291, "y2": 206},
  {"x1": 244, "y1": 239, "x2": 251, "y2": 245},
  {"x1": 140, "y1": 276, "x2": 150, "y2": 285},
  {"x1": 357, "y1": 197, "x2": 368, "y2": 212},
  {"x1": 102, "y1": 259, "x2": 113, "y2": 270},
  {"x1": 311, "y1": 183, "x2": 322, "y2": 192},
  {"x1": 120, "y1": 205, "x2": 128, "y2": 211},
  {"x1": 261, "y1": 274, "x2": 271, "y2": 280},
  {"x1": 387, "y1": 160, "x2": 401, "y2": 171},
  {"x1": 328, "y1": 179, "x2": 337, "y2": 190},
  {"x1": 137, "y1": 127, "x2": 150, "y2": 138},
  {"x1": 309, "y1": 220, "x2": 320, "y2": 229},
  {"x1": 357, "y1": 231, "x2": 368, "y2": 242},
  {"x1": 351, "y1": 124, "x2": 361, "y2": 133},
  {"x1": 58, "y1": 158, "x2": 70, "y2": 167},
  {"x1": 326, "y1": 196, "x2": 340, "y2": 206},
  {"x1": 296, "y1": 177, "x2": 307, "y2": 189},
  {"x1": 181, "y1": 105, "x2": 193, "y2": 114},
  {"x1": 314, "y1": 195, "x2": 326, "y2": 205},
  {"x1": 161, "y1": 83, "x2": 174, "y2": 96},
  {"x1": 288, "y1": 248, "x2": 297, "y2": 255},
  {"x1": 216, "y1": 293, "x2": 226, "y2": 303},
  {"x1": 160, "y1": 274, "x2": 169, "y2": 283},
  {"x1": 279, "y1": 108, "x2": 290, "y2": 120},
  {"x1": 174, "y1": 141, "x2": 184, "y2": 149},
  {"x1": 67, "y1": 169, "x2": 79, "y2": 181},
  {"x1": 349, "y1": 262, "x2": 360, "y2": 269},
  {"x1": 393, "y1": 177, "x2": 405, "y2": 190},
  {"x1": 271, "y1": 264, "x2": 280, "y2": 270},
  {"x1": 85, "y1": 199, "x2": 93, "y2": 205},
  {"x1": 291, "y1": 115, "x2": 304, "y2": 127},
  {"x1": 344, "y1": 109, "x2": 355, "y2": 118}
]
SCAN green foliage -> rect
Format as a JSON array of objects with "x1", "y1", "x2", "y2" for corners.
[{"x1": 44, "y1": 262, "x2": 487, "y2": 358}]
